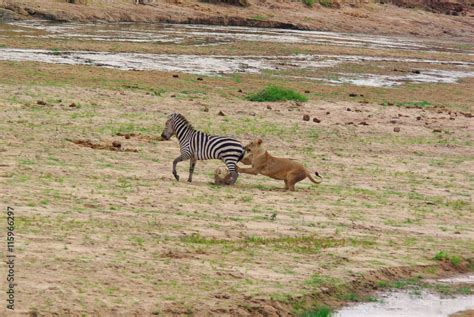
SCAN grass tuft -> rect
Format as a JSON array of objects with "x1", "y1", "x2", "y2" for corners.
[
  {"x1": 246, "y1": 85, "x2": 308, "y2": 102},
  {"x1": 300, "y1": 306, "x2": 332, "y2": 317}
]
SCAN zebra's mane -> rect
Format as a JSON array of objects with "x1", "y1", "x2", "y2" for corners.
[{"x1": 173, "y1": 113, "x2": 194, "y2": 129}]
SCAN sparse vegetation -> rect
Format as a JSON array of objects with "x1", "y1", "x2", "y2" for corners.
[
  {"x1": 0, "y1": 16, "x2": 473, "y2": 316},
  {"x1": 246, "y1": 85, "x2": 308, "y2": 102},
  {"x1": 303, "y1": 0, "x2": 316, "y2": 7}
]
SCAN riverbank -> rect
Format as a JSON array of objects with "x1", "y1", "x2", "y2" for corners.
[{"x1": 1, "y1": 0, "x2": 474, "y2": 41}]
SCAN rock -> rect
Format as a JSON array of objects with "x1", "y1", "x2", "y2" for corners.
[
  {"x1": 326, "y1": 111, "x2": 330, "y2": 115},
  {"x1": 346, "y1": 108, "x2": 352, "y2": 111},
  {"x1": 303, "y1": 114, "x2": 310, "y2": 121},
  {"x1": 416, "y1": 116, "x2": 422, "y2": 120},
  {"x1": 359, "y1": 121, "x2": 369, "y2": 126},
  {"x1": 238, "y1": 89, "x2": 243, "y2": 93},
  {"x1": 433, "y1": 129, "x2": 442, "y2": 133},
  {"x1": 345, "y1": 122, "x2": 354, "y2": 125},
  {"x1": 69, "y1": 103, "x2": 77, "y2": 108},
  {"x1": 313, "y1": 117, "x2": 321, "y2": 123},
  {"x1": 170, "y1": 94, "x2": 176, "y2": 98},
  {"x1": 197, "y1": 77, "x2": 203, "y2": 81},
  {"x1": 249, "y1": 112, "x2": 256, "y2": 116},
  {"x1": 172, "y1": 74, "x2": 179, "y2": 78},
  {"x1": 267, "y1": 105, "x2": 272, "y2": 110},
  {"x1": 412, "y1": 70, "x2": 421, "y2": 74},
  {"x1": 203, "y1": 106, "x2": 209, "y2": 112},
  {"x1": 360, "y1": 100, "x2": 369, "y2": 104},
  {"x1": 393, "y1": 127, "x2": 401, "y2": 132},
  {"x1": 349, "y1": 93, "x2": 357, "y2": 97},
  {"x1": 390, "y1": 119, "x2": 397, "y2": 124},
  {"x1": 218, "y1": 111, "x2": 225, "y2": 116},
  {"x1": 304, "y1": 90, "x2": 310, "y2": 94},
  {"x1": 37, "y1": 100, "x2": 47, "y2": 106},
  {"x1": 112, "y1": 141, "x2": 121, "y2": 148}
]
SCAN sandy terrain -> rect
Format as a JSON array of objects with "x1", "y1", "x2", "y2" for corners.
[{"x1": 0, "y1": 16, "x2": 473, "y2": 317}]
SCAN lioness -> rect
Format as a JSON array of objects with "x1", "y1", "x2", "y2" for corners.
[{"x1": 237, "y1": 139, "x2": 322, "y2": 191}]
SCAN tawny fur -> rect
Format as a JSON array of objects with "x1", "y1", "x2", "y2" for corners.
[{"x1": 237, "y1": 139, "x2": 322, "y2": 191}]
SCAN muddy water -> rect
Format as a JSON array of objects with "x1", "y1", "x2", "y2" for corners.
[
  {"x1": 2, "y1": 20, "x2": 474, "y2": 87},
  {"x1": 336, "y1": 274, "x2": 474, "y2": 317},
  {"x1": 9, "y1": 20, "x2": 449, "y2": 51}
]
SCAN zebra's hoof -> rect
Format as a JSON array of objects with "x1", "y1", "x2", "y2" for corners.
[
  {"x1": 187, "y1": 178, "x2": 192, "y2": 183},
  {"x1": 173, "y1": 174, "x2": 179, "y2": 181}
]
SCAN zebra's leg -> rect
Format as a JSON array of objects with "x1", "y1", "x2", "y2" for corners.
[
  {"x1": 172, "y1": 155, "x2": 188, "y2": 181},
  {"x1": 188, "y1": 157, "x2": 197, "y2": 183},
  {"x1": 225, "y1": 162, "x2": 239, "y2": 185}
]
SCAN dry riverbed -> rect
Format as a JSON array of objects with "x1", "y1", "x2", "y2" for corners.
[{"x1": 0, "y1": 20, "x2": 473, "y2": 316}]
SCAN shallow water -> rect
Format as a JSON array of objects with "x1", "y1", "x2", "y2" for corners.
[
  {"x1": 2, "y1": 21, "x2": 474, "y2": 87},
  {"x1": 9, "y1": 20, "x2": 454, "y2": 51},
  {"x1": 336, "y1": 275, "x2": 474, "y2": 317},
  {"x1": 1, "y1": 48, "x2": 473, "y2": 87}
]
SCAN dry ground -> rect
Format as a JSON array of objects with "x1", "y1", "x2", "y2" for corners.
[{"x1": 0, "y1": 20, "x2": 473, "y2": 316}]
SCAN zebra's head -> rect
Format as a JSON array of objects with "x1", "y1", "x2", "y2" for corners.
[{"x1": 161, "y1": 113, "x2": 177, "y2": 141}]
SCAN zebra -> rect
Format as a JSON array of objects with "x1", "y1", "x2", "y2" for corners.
[{"x1": 160, "y1": 113, "x2": 245, "y2": 184}]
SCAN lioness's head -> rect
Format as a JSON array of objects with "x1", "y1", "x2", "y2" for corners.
[{"x1": 244, "y1": 138, "x2": 265, "y2": 156}]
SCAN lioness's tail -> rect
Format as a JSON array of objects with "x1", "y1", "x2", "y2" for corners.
[{"x1": 307, "y1": 171, "x2": 322, "y2": 184}]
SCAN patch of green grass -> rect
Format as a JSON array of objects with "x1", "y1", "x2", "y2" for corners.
[
  {"x1": 50, "y1": 48, "x2": 61, "y2": 56},
  {"x1": 318, "y1": 0, "x2": 333, "y2": 7},
  {"x1": 129, "y1": 236, "x2": 145, "y2": 247},
  {"x1": 300, "y1": 306, "x2": 332, "y2": 317},
  {"x1": 246, "y1": 85, "x2": 308, "y2": 102},
  {"x1": 252, "y1": 15, "x2": 267, "y2": 21},
  {"x1": 397, "y1": 101, "x2": 432, "y2": 107},
  {"x1": 303, "y1": 0, "x2": 315, "y2": 7},
  {"x1": 433, "y1": 251, "x2": 450, "y2": 261},
  {"x1": 450, "y1": 255, "x2": 462, "y2": 267}
]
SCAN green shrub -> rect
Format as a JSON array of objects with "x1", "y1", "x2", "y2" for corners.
[
  {"x1": 450, "y1": 255, "x2": 462, "y2": 267},
  {"x1": 303, "y1": 0, "x2": 316, "y2": 7},
  {"x1": 433, "y1": 251, "x2": 449, "y2": 261},
  {"x1": 246, "y1": 85, "x2": 308, "y2": 102}
]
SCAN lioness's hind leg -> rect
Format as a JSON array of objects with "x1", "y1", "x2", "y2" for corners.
[{"x1": 287, "y1": 170, "x2": 306, "y2": 191}]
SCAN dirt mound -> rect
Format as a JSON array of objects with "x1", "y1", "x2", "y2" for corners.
[{"x1": 68, "y1": 139, "x2": 139, "y2": 152}]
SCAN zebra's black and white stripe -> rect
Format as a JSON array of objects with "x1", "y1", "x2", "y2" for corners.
[{"x1": 161, "y1": 113, "x2": 244, "y2": 184}]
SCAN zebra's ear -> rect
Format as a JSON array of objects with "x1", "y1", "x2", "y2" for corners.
[{"x1": 257, "y1": 138, "x2": 263, "y2": 145}]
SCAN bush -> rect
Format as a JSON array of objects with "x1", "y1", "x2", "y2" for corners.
[
  {"x1": 433, "y1": 251, "x2": 449, "y2": 261},
  {"x1": 303, "y1": 0, "x2": 316, "y2": 7},
  {"x1": 246, "y1": 85, "x2": 308, "y2": 102}
]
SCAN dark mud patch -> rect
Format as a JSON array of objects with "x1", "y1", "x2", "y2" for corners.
[{"x1": 68, "y1": 139, "x2": 138, "y2": 152}]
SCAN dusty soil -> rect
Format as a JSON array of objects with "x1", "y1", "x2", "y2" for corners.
[
  {"x1": 0, "y1": 17, "x2": 473, "y2": 316},
  {"x1": 1, "y1": 60, "x2": 473, "y2": 315},
  {"x1": 1, "y1": 0, "x2": 474, "y2": 40}
]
